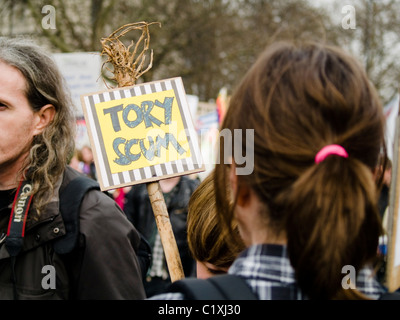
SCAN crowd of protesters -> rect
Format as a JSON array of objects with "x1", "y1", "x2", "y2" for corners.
[{"x1": 0, "y1": 35, "x2": 398, "y2": 300}]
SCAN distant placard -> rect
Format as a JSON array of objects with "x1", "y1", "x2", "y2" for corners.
[
  {"x1": 53, "y1": 52, "x2": 105, "y2": 117},
  {"x1": 81, "y1": 77, "x2": 204, "y2": 190}
]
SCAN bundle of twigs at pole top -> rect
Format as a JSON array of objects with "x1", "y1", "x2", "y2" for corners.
[{"x1": 100, "y1": 21, "x2": 161, "y2": 88}]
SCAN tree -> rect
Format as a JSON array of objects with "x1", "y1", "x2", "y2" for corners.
[
  {"x1": 4, "y1": 0, "x2": 397, "y2": 104},
  {"x1": 329, "y1": 0, "x2": 400, "y2": 105},
  {"x1": 355, "y1": 0, "x2": 400, "y2": 104}
]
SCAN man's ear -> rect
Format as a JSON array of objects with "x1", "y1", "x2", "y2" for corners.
[{"x1": 33, "y1": 104, "x2": 55, "y2": 135}]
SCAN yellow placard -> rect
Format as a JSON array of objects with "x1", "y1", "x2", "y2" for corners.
[{"x1": 95, "y1": 89, "x2": 191, "y2": 174}]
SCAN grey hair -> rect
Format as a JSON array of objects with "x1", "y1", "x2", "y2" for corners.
[{"x1": 0, "y1": 37, "x2": 76, "y2": 214}]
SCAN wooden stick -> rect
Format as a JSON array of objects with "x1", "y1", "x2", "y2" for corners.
[{"x1": 146, "y1": 181, "x2": 185, "y2": 282}]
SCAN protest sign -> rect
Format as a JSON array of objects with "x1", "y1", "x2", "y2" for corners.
[
  {"x1": 91, "y1": 21, "x2": 195, "y2": 282},
  {"x1": 81, "y1": 77, "x2": 204, "y2": 191}
]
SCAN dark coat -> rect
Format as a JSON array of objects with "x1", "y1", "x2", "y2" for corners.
[
  {"x1": 124, "y1": 176, "x2": 199, "y2": 283},
  {"x1": 0, "y1": 166, "x2": 146, "y2": 299}
]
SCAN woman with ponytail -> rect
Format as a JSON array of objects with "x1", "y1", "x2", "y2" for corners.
[
  {"x1": 212, "y1": 41, "x2": 387, "y2": 300},
  {"x1": 151, "y1": 41, "x2": 388, "y2": 300}
]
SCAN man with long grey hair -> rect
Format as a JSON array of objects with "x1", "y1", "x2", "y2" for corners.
[{"x1": 0, "y1": 37, "x2": 146, "y2": 299}]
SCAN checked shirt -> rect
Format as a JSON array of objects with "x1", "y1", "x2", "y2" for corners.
[{"x1": 149, "y1": 244, "x2": 386, "y2": 300}]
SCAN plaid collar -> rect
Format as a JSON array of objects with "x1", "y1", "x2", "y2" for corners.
[{"x1": 228, "y1": 244, "x2": 386, "y2": 300}]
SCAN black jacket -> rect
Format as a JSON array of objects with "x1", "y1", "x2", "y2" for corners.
[{"x1": 0, "y1": 166, "x2": 146, "y2": 299}]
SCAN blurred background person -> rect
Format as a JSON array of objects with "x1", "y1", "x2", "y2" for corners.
[
  {"x1": 186, "y1": 171, "x2": 245, "y2": 279},
  {"x1": 124, "y1": 175, "x2": 199, "y2": 297},
  {"x1": 79, "y1": 145, "x2": 97, "y2": 180}
]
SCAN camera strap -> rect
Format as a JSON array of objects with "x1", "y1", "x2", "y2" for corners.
[{"x1": 5, "y1": 180, "x2": 33, "y2": 257}]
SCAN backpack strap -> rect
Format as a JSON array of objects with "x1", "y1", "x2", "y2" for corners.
[
  {"x1": 169, "y1": 274, "x2": 258, "y2": 300},
  {"x1": 53, "y1": 174, "x2": 152, "y2": 279},
  {"x1": 136, "y1": 232, "x2": 152, "y2": 280},
  {"x1": 53, "y1": 176, "x2": 100, "y2": 254},
  {"x1": 379, "y1": 291, "x2": 400, "y2": 300}
]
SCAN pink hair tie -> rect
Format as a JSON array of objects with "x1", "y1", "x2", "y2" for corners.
[{"x1": 315, "y1": 144, "x2": 348, "y2": 164}]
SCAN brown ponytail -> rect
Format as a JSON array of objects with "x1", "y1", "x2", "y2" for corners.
[{"x1": 278, "y1": 156, "x2": 383, "y2": 299}]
